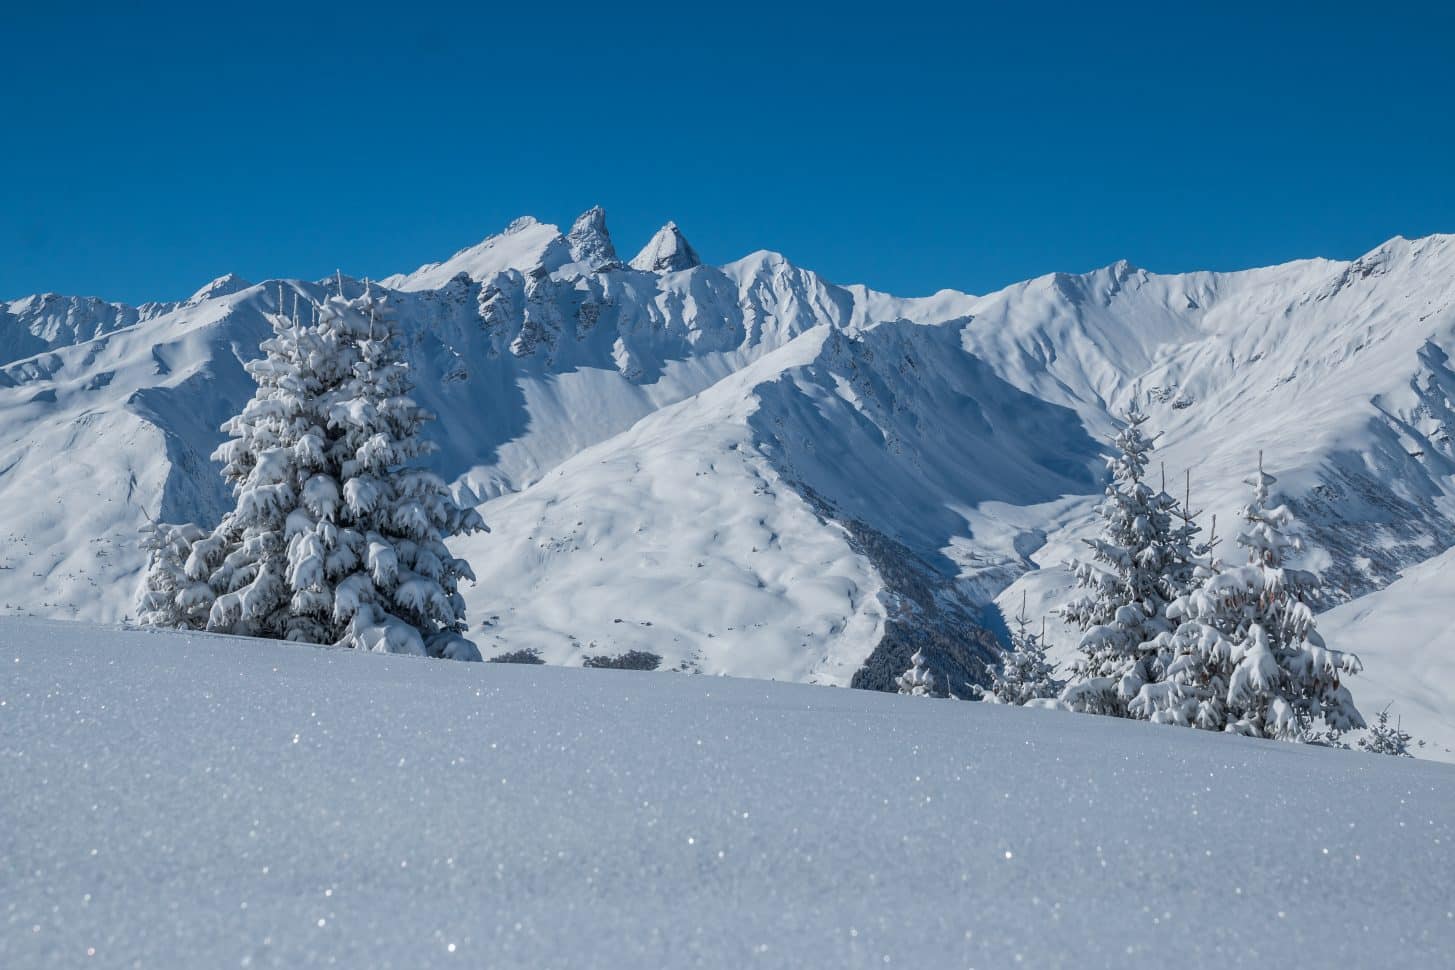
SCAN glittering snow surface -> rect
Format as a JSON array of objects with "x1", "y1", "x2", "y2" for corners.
[{"x1": 3, "y1": 618, "x2": 1453, "y2": 969}]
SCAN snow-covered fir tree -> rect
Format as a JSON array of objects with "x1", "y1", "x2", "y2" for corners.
[
  {"x1": 896, "y1": 649, "x2": 941, "y2": 697},
  {"x1": 1058, "y1": 403, "x2": 1199, "y2": 716},
  {"x1": 137, "y1": 282, "x2": 486, "y2": 659},
  {"x1": 986, "y1": 593, "x2": 1063, "y2": 705},
  {"x1": 136, "y1": 521, "x2": 213, "y2": 628},
  {"x1": 1357, "y1": 706, "x2": 1422, "y2": 757},
  {"x1": 1130, "y1": 456, "x2": 1364, "y2": 739},
  {"x1": 1126, "y1": 474, "x2": 1230, "y2": 729}
]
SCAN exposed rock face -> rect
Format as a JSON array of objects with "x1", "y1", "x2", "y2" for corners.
[
  {"x1": 630, "y1": 221, "x2": 701, "y2": 273},
  {"x1": 566, "y1": 206, "x2": 620, "y2": 270}
]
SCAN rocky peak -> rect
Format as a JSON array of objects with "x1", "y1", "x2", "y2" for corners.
[
  {"x1": 566, "y1": 206, "x2": 620, "y2": 270},
  {"x1": 629, "y1": 221, "x2": 701, "y2": 273}
]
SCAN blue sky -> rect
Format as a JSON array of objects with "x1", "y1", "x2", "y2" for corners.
[{"x1": 3, "y1": 2, "x2": 1451, "y2": 303}]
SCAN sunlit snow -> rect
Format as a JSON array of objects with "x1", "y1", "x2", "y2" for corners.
[{"x1": 2, "y1": 618, "x2": 1452, "y2": 968}]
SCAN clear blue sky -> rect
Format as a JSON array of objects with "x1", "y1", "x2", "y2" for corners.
[{"x1": 3, "y1": 1, "x2": 1452, "y2": 304}]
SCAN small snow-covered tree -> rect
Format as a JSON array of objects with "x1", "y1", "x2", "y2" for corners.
[
  {"x1": 1059, "y1": 404, "x2": 1199, "y2": 716},
  {"x1": 138, "y1": 282, "x2": 486, "y2": 659},
  {"x1": 1357, "y1": 706, "x2": 1423, "y2": 757},
  {"x1": 1132, "y1": 456, "x2": 1363, "y2": 739},
  {"x1": 987, "y1": 593, "x2": 1063, "y2": 705},
  {"x1": 136, "y1": 521, "x2": 214, "y2": 628},
  {"x1": 897, "y1": 649, "x2": 941, "y2": 697}
]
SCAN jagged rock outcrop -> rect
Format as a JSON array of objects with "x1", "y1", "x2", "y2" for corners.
[{"x1": 566, "y1": 206, "x2": 620, "y2": 270}]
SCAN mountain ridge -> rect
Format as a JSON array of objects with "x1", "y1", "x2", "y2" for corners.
[{"x1": 2, "y1": 212, "x2": 1453, "y2": 744}]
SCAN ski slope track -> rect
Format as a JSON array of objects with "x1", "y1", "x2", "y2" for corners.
[
  {"x1": 2, "y1": 618, "x2": 1452, "y2": 969},
  {"x1": 2, "y1": 210, "x2": 1453, "y2": 748}
]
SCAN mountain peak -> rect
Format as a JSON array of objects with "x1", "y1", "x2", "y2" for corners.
[
  {"x1": 387, "y1": 217, "x2": 570, "y2": 291},
  {"x1": 630, "y1": 221, "x2": 701, "y2": 273},
  {"x1": 187, "y1": 273, "x2": 252, "y2": 304},
  {"x1": 566, "y1": 206, "x2": 619, "y2": 269}
]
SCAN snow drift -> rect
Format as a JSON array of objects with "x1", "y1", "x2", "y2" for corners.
[{"x1": 2, "y1": 617, "x2": 1451, "y2": 969}]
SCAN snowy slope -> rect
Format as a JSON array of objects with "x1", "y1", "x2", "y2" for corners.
[
  {"x1": 985, "y1": 237, "x2": 1455, "y2": 748},
  {"x1": 460, "y1": 330, "x2": 895, "y2": 685},
  {"x1": 3, "y1": 618, "x2": 1452, "y2": 970},
  {"x1": 1320, "y1": 546, "x2": 1455, "y2": 759},
  {"x1": 2, "y1": 211, "x2": 1454, "y2": 735},
  {"x1": 978, "y1": 238, "x2": 1455, "y2": 605}
]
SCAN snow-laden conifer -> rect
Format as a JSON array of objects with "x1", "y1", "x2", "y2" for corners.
[
  {"x1": 138, "y1": 282, "x2": 486, "y2": 659},
  {"x1": 987, "y1": 593, "x2": 1063, "y2": 705},
  {"x1": 1126, "y1": 475, "x2": 1231, "y2": 729},
  {"x1": 1356, "y1": 706, "x2": 1422, "y2": 757},
  {"x1": 896, "y1": 649, "x2": 941, "y2": 697},
  {"x1": 1059, "y1": 404, "x2": 1198, "y2": 716},
  {"x1": 136, "y1": 521, "x2": 214, "y2": 628},
  {"x1": 1132, "y1": 456, "x2": 1363, "y2": 738}
]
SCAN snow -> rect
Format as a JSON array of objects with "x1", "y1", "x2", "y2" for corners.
[
  {"x1": 564, "y1": 205, "x2": 619, "y2": 270},
  {"x1": 1, "y1": 291, "x2": 174, "y2": 366},
  {"x1": 460, "y1": 331, "x2": 888, "y2": 682},
  {"x1": 380, "y1": 217, "x2": 570, "y2": 292},
  {"x1": 186, "y1": 273, "x2": 252, "y2": 305},
  {"x1": 3, "y1": 210, "x2": 1455, "y2": 759},
  {"x1": 1322, "y1": 546, "x2": 1455, "y2": 760},
  {"x1": 628, "y1": 220, "x2": 701, "y2": 273},
  {"x1": 2, "y1": 617, "x2": 1452, "y2": 969}
]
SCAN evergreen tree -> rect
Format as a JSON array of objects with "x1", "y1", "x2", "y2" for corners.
[
  {"x1": 138, "y1": 282, "x2": 486, "y2": 659},
  {"x1": 1128, "y1": 477, "x2": 1231, "y2": 729},
  {"x1": 896, "y1": 648, "x2": 941, "y2": 697},
  {"x1": 136, "y1": 521, "x2": 213, "y2": 628},
  {"x1": 1357, "y1": 706, "x2": 1423, "y2": 757},
  {"x1": 1059, "y1": 403, "x2": 1198, "y2": 716},
  {"x1": 987, "y1": 593, "x2": 1063, "y2": 705},
  {"x1": 1133, "y1": 456, "x2": 1363, "y2": 739}
]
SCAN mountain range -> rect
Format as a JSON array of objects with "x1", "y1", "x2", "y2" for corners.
[{"x1": 3, "y1": 208, "x2": 1452, "y2": 753}]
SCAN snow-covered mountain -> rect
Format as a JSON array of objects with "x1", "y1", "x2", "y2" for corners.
[{"x1": 2, "y1": 210, "x2": 1453, "y2": 738}]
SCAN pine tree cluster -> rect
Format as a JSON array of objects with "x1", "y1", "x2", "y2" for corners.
[{"x1": 1055, "y1": 404, "x2": 1366, "y2": 742}]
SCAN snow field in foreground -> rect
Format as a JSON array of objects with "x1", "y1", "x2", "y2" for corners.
[{"x1": 2, "y1": 617, "x2": 1452, "y2": 969}]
